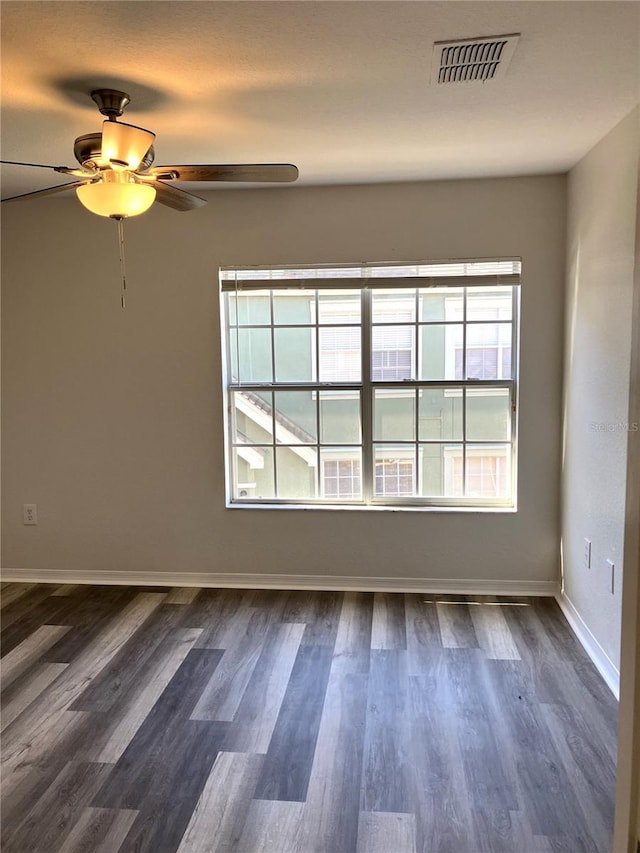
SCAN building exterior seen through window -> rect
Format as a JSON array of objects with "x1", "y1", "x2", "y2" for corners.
[{"x1": 221, "y1": 260, "x2": 520, "y2": 508}]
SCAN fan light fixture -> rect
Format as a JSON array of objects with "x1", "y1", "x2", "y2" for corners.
[
  {"x1": 76, "y1": 171, "x2": 156, "y2": 218},
  {"x1": 101, "y1": 119, "x2": 156, "y2": 171}
]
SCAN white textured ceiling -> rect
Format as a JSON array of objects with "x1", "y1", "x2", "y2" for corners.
[{"x1": 1, "y1": 1, "x2": 639, "y2": 198}]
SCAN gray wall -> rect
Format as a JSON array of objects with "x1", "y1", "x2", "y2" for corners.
[
  {"x1": 562, "y1": 107, "x2": 640, "y2": 672},
  {"x1": 1, "y1": 175, "x2": 565, "y2": 584}
]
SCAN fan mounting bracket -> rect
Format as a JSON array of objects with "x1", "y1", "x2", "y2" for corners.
[{"x1": 90, "y1": 89, "x2": 131, "y2": 119}]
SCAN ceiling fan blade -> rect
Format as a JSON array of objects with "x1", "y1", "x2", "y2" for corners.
[
  {"x1": 1, "y1": 159, "x2": 77, "y2": 172},
  {"x1": 102, "y1": 120, "x2": 155, "y2": 171},
  {"x1": 1, "y1": 180, "x2": 92, "y2": 203},
  {"x1": 147, "y1": 164, "x2": 299, "y2": 183},
  {"x1": 1, "y1": 159, "x2": 94, "y2": 178},
  {"x1": 150, "y1": 181, "x2": 207, "y2": 212}
]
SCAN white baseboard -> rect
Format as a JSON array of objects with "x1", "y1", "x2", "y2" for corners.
[
  {"x1": 555, "y1": 590, "x2": 620, "y2": 699},
  {"x1": 0, "y1": 567, "x2": 558, "y2": 597}
]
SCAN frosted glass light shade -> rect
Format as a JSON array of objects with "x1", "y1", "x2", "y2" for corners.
[
  {"x1": 101, "y1": 120, "x2": 155, "y2": 171},
  {"x1": 76, "y1": 179, "x2": 156, "y2": 218}
]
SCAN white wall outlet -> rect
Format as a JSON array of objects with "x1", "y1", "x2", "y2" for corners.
[
  {"x1": 23, "y1": 504, "x2": 38, "y2": 525},
  {"x1": 606, "y1": 559, "x2": 615, "y2": 594},
  {"x1": 584, "y1": 538, "x2": 592, "y2": 569}
]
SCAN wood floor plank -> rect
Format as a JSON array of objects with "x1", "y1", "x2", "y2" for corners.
[
  {"x1": 446, "y1": 650, "x2": 519, "y2": 813},
  {"x1": 1, "y1": 710, "x2": 95, "y2": 844},
  {"x1": 1, "y1": 661, "x2": 68, "y2": 732},
  {"x1": 299, "y1": 590, "x2": 343, "y2": 647},
  {"x1": 187, "y1": 588, "x2": 248, "y2": 648},
  {"x1": 93, "y1": 649, "x2": 229, "y2": 853},
  {"x1": 51, "y1": 584, "x2": 81, "y2": 597},
  {"x1": 223, "y1": 622, "x2": 305, "y2": 754},
  {"x1": 361, "y1": 649, "x2": 411, "y2": 814},
  {"x1": 540, "y1": 700, "x2": 615, "y2": 851},
  {"x1": 0, "y1": 584, "x2": 60, "y2": 632},
  {"x1": 92, "y1": 627, "x2": 204, "y2": 764},
  {"x1": 1, "y1": 623, "x2": 70, "y2": 691},
  {"x1": 405, "y1": 594, "x2": 442, "y2": 677},
  {"x1": 107, "y1": 719, "x2": 229, "y2": 853},
  {"x1": 253, "y1": 644, "x2": 334, "y2": 802},
  {"x1": 0, "y1": 582, "x2": 36, "y2": 608},
  {"x1": 298, "y1": 595, "x2": 372, "y2": 850},
  {"x1": 247, "y1": 588, "x2": 289, "y2": 610},
  {"x1": 70, "y1": 604, "x2": 188, "y2": 713},
  {"x1": 436, "y1": 599, "x2": 479, "y2": 649},
  {"x1": 164, "y1": 586, "x2": 200, "y2": 605},
  {"x1": 356, "y1": 811, "x2": 417, "y2": 853},
  {"x1": 40, "y1": 586, "x2": 143, "y2": 664},
  {"x1": 482, "y1": 659, "x2": 591, "y2": 838},
  {"x1": 544, "y1": 837, "x2": 600, "y2": 852},
  {"x1": 176, "y1": 751, "x2": 264, "y2": 853},
  {"x1": 93, "y1": 648, "x2": 226, "y2": 810},
  {"x1": 281, "y1": 589, "x2": 316, "y2": 623},
  {"x1": 2, "y1": 760, "x2": 113, "y2": 853},
  {"x1": 409, "y1": 671, "x2": 475, "y2": 853},
  {"x1": 470, "y1": 807, "x2": 550, "y2": 853},
  {"x1": 235, "y1": 799, "x2": 305, "y2": 853},
  {"x1": 191, "y1": 608, "x2": 271, "y2": 721},
  {"x1": 468, "y1": 600, "x2": 521, "y2": 659},
  {"x1": 371, "y1": 592, "x2": 407, "y2": 650},
  {"x1": 503, "y1": 602, "x2": 617, "y2": 761},
  {"x1": 58, "y1": 807, "x2": 139, "y2": 853},
  {"x1": 332, "y1": 591, "x2": 373, "y2": 675},
  {"x1": 298, "y1": 668, "x2": 368, "y2": 853}
]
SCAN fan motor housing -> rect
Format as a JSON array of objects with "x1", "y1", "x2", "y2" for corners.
[{"x1": 73, "y1": 133, "x2": 155, "y2": 171}]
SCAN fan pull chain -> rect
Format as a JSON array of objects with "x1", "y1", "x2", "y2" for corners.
[{"x1": 115, "y1": 216, "x2": 127, "y2": 308}]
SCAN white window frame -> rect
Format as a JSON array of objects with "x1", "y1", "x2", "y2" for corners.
[{"x1": 221, "y1": 259, "x2": 520, "y2": 510}]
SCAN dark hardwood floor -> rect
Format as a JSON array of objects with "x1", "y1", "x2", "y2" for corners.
[{"x1": 0, "y1": 583, "x2": 618, "y2": 852}]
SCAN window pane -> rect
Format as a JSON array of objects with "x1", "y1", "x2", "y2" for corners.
[
  {"x1": 464, "y1": 445, "x2": 511, "y2": 500},
  {"x1": 275, "y1": 446, "x2": 318, "y2": 499},
  {"x1": 320, "y1": 449, "x2": 362, "y2": 499},
  {"x1": 419, "y1": 388, "x2": 462, "y2": 440},
  {"x1": 319, "y1": 326, "x2": 361, "y2": 382},
  {"x1": 372, "y1": 325, "x2": 414, "y2": 380},
  {"x1": 466, "y1": 388, "x2": 511, "y2": 441},
  {"x1": 232, "y1": 391, "x2": 273, "y2": 443},
  {"x1": 319, "y1": 391, "x2": 361, "y2": 444},
  {"x1": 374, "y1": 389, "x2": 415, "y2": 441},
  {"x1": 374, "y1": 446, "x2": 416, "y2": 497},
  {"x1": 318, "y1": 291, "x2": 361, "y2": 324},
  {"x1": 419, "y1": 324, "x2": 461, "y2": 380},
  {"x1": 419, "y1": 288, "x2": 463, "y2": 322},
  {"x1": 467, "y1": 287, "x2": 512, "y2": 321},
  {"x1": 372, "y1": 289, "x2": 416, "y2": 322},
  {"x1": 465, "y1": 323, "x2": 512, "y2": 379},
  {"x1": 230, "y1": 328, "x2": 272, "y2": 383},
  {"x1": 274, "y1": 328, "x2": 315, "y2": 382},
  {"x1": 419, "y1": 443, "x2": 463, "y2": 497},
  {"x1": 272, "y1": 290, "x2": 315, "y2": 325},
  {"x1": 231, "y1": 291, "x2": 271, "y2": 326},
  {"x1": 274, "y1": 391, "x2": 316, "y2": 444},
  {"x1": 233, "y1": 446, "x2": 274, "y2": 498}
]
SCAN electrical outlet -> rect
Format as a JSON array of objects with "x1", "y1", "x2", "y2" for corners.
[
  {"x1": 607, "y1": 559, "x2": 615, "y2": 594},
  {"x1": 584, "y1": 538, "x2": 591, "y2": 569},
  {"x1": 23, "y1": 504, "x2": 37, "y2": 525}
]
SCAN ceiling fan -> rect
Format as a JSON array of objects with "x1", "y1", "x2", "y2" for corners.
[{"x1": 0, "y1": 88, "x2": 299, "y2": 219}]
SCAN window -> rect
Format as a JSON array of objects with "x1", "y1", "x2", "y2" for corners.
[{"x1": 221, "y1": 260, "x2": 520, "y2": 508}]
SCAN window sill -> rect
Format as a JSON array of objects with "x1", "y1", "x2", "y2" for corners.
[{"x1": 226, "y1": 502, "x2": 517, "y2": 513}]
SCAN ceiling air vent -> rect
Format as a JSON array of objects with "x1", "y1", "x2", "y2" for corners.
[{"x1": 431, "y1": 33, "x2": 520, "y2": 84}]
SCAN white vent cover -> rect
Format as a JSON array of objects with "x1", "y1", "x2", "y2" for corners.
[{"x1": 431, "y1": 33, "x2": 520, "y2": 84}]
